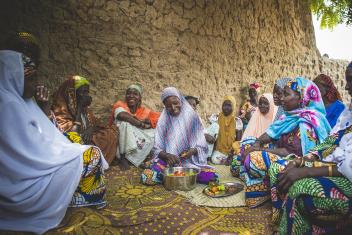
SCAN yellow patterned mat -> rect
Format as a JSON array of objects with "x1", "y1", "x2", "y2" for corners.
[{"x1": 2, "y1": 166, "x2": 272, "y2": 235}]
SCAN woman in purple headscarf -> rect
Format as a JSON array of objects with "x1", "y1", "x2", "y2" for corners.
[{"x1": 141, "y1": 87, "x2": 217, "y2": 185}]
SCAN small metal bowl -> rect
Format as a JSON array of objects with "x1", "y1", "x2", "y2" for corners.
[{"x1": 162, "y1": 167, "x2": 200, "y2": 191}]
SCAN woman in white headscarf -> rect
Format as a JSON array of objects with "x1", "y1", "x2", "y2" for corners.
[
  {"x1": 0, "y1": 33, "x2": 106, "y2": 234},
  {"x1": 141, "y1": 87, "x2": 217, "y2": 185}
]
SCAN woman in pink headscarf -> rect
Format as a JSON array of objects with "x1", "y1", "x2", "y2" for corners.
[{"x1": 241, "y1": 93, "x2": 277, "y2": 140}]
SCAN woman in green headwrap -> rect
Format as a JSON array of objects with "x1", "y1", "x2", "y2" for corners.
[{"x1": 51, "y1": 75, "x2": 118, "y2": 164}]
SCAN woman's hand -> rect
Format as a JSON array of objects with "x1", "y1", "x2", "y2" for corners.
[
  {"x1": 141, "y1": 122, "x2": 152, "y2": 129},
  {"x1": 245, "y1": 112, "x2": 252, "y2": 122},
  {"x1": 136, "y1": 120, "x2": 151, "y2": 129},
  {"x1": 180, "y1": 148, "x2": 197, "y2": 159},
  {"x1": 277, "y1": 167, "x2": 308, "y2": 193},
  {"x1": 253, "y1": 140, "x2": 261, "y2": 148},
  {"x1": 240, "y1": 146, "x2": 261, "y2": 163},
  {"x1": 35, "y1": 85, "x2": 51, "y2": 115},
  {"x1": 284, "y1": 161, "x2": 297, "y2": 172},
  {"x1": 81, "y1": 126, "x2": 101, "y2": 144},
  {"x1": 35, "y1": 85, "x2": 49, "y2": 102},
  {"x1": 158, "y1": 151, "x2": 180, "y2": 166},
  {"x1": 205, "y1": 134, "x2": 216, "y2": 144},
  {"x1": 24, "y1": 67, "x2": 37, "y2": 79},
  {"x1": 142, "y1": 119, "x2": 151, "y2": 125},
  {"x1": 305, "y1": 152, "x2": 318, "y2": 161},
  {"x1": 140, "y1": 119, "x2": 152, "y2": 129},
  {"x1": 71, "y1": 124, "x2": 81, "y2": 133},
  {"x1": 165, "y1": 153, "x2": 180, "y2": 166},
  {"x1": 225, "y1": 150, "x2": 234, "y2": 166}
]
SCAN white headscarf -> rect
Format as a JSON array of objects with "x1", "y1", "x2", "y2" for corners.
[
  {"x1": 321, "y1": 103, "x2": 352, "y2": 181},
  {"x1": 331, "y1": 103, "x2": 352, "y2": 134},
  {"x1": 0, "y1": 50, "x2": 88, "y2": 234},
  {"x1": 153, "y1": 87, "x2": 209, "y2": 168}
]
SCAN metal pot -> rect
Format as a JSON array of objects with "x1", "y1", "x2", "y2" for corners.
[{"x1": 162, "y1": 167, "x2": 200, "y2": 191}]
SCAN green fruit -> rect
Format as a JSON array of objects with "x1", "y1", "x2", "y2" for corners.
[{"x1": 218, "y1": 184, "x2": 225, "y2": 191}]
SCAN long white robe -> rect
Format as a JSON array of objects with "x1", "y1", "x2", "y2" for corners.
[{"x1": 0, "y1": 50, "x2": 88, "y2": 234}]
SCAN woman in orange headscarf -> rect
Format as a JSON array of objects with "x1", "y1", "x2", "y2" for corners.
[
  {"x1": 110, "y1": 84, "x2": 160, "y2": 170},
  {"x1": 51, "y1": 75, "x2": 118, "y2": 165}
]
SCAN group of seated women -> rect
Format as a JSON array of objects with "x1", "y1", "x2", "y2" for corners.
[
  {"x1": 228, "y1": 75, "x2": 352, "y2": 234},
  {"x1": 1, "y1": 32, "x2": 352, "y2": 235}
]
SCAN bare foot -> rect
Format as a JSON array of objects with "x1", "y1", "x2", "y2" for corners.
[
  {"x1": 119, "y1": 157, "x2": 130, "y2": 171},
  {"x1": 140, "y1": 160, "x2": 151, "y2": 169}
]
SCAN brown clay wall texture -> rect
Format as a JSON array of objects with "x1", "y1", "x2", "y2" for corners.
[{"x1": 0, "y1": 0, "x2": 349, "y2": 121}]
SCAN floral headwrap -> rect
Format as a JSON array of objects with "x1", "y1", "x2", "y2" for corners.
[
  {"x1": 267, "y1": 77, "x2": 331, "y2": 155},
  {"x1": 286, "y1": 77, "x2": 325, "y2": 115}
]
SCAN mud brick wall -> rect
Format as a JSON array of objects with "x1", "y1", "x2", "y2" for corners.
[{"x1": 0, "y1": 0, "x2": 348, "y2": 121}]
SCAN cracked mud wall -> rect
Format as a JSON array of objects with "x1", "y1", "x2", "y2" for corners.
[{"x1": 0, "y1": 0, "x2": 348, "y2": 120}]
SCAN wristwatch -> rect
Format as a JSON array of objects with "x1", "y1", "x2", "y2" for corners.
[{"x1": 304, "y1": 160, "x2": 313, "y2": 168}]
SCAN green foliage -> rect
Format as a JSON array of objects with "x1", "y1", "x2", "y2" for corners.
[{"x1": 310, "y1": 0, "x2": 352, "y2": 29}]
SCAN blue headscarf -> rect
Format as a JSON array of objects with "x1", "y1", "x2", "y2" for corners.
[{"x1": 266, "y1": 77, "x2": 331, "y2": 155}]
